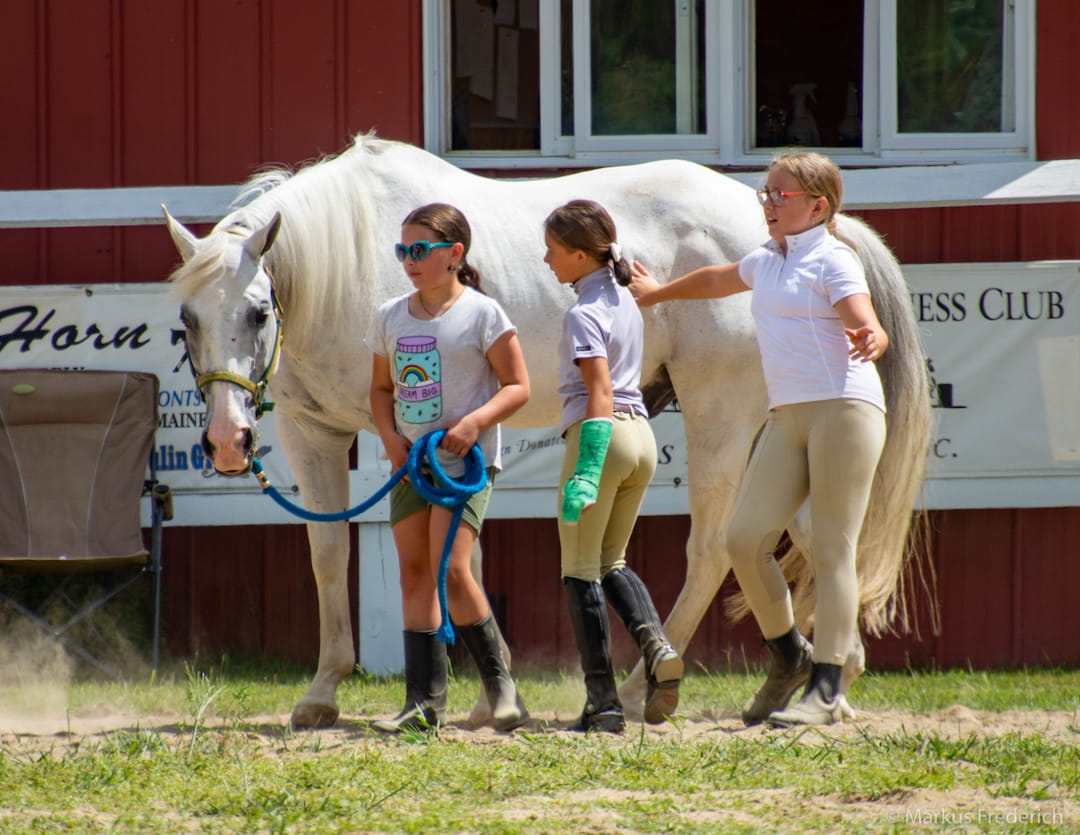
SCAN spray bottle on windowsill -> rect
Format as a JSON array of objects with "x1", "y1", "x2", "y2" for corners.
[
  {"x1": 786, "y1": 82, "x2": 820, "y2": 146},
  {"x1": 837, "y1": 81, "x2": 862, "y2": 147}
]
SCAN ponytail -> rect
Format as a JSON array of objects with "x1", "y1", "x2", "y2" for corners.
[
  {"x1": 456, "y1": 261, "x2": 485, "y2": 294},
  {"x1": 826, "y1": 216, "x2": 859, "y2": 254}
]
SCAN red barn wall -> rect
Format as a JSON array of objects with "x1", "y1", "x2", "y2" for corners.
[
  {"x1": 1036, "y1": 0, "x2": 1080, "y2": 160},
  {"x1": 0, "y1": 0, "x2": 422, "y2": 288},
  {"x1": 3, "y1": 0, "x2": 1080, "y2": 671}
]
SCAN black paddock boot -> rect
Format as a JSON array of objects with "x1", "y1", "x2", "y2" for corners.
[
  {"x1": 372, "y1": 630, "x2": 448, "y2": 733},
  {"x1": 564, "y1": 577, "x2": 625, "y2": 733},
  {"x1": 767, "y1": 661, "x2": 845, "y2": 727},
  {"x1": 741, "y1": 625, "x2": 812, "y2": 726},
  {"x1": 457, "y1": 613, "x2": 529, "y2": 732},
  {"x1": 601, "y1": 566, "x2": 684, "y2": 724}
]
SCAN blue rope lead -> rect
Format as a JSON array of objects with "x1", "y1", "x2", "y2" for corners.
[{"x1": 251, "y1": 429, "x2": 488, "y2": 644}]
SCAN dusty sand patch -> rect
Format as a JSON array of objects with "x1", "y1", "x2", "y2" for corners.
[{"x1": 3, "y1": 703, "x2": 1076, "y2": 749}]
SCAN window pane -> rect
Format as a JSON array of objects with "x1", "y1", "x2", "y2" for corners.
[
  {"x1": 589, "y1": 0, "x2": 706, "y2": 136},
  {"x1": 898, "y1": 0, "x2": 1009, "y2": 133},
  {"x1": 450, "y1": 0, "x2": 540, "y2": 150},
  {"x1": 562, "y1": 0, "x2": 574, "y2": 136},
  {"x1": 753, "y1": 0, "x2": 863, "y2": 148}
]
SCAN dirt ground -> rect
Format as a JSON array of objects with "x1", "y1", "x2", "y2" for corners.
[
  {"x1": 2, "y1": 700, "x2": 1076, "y2": 743},
  {"x1": 3, "y1": 703, "x2": 1077, "y2": 832}
]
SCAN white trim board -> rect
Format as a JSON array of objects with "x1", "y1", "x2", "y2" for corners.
[
  {"x1": 0, "y1": 185, "x2": 240, "y2": 228},
  {"x1": 726, "y1": 159, "x2": 1080, "y2": 210},
  {"x1": 3, "y1": 160, "x2": 1080, "y2": 229}
]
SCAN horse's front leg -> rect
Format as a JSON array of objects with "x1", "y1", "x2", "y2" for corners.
[
  {"x1": 275, "y1": 419, "x2": 356, "y2": 730},
  {"x1": 291, "y1": 517, "x2": 356, "y2": 729}
]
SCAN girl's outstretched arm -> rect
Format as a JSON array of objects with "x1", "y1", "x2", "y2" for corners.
[{"x1": 628, "y1": 260, "x2": 748, "y2": 307}]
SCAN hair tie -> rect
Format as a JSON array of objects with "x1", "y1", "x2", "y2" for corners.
[{"x1": 608, "y1": 242, "x2": 622, "y2": 262}]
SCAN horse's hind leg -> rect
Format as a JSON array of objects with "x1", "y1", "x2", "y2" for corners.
[
  {"x1": 837, "y1": 638, "x2": 864, "y2": 719},
  {"x1": 618, "y1": 483, "x2": 737, "y2": 718}
]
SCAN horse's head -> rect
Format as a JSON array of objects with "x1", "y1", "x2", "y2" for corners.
[{"x1": 163, "y1": 206, "x2": 283, "y2": 476}]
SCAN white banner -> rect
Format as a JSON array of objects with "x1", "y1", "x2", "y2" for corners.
[
  {"x1": 906, "y1": 261, "x2": 1080, "y2": 508},
  {"x1": 490, "y1": 260, "x2": 1080, "y2": 514},
  {"x1": 3, "y1": 265, "x2": 1078, "y2": 523},
  {"x1": 0, "y1": 284, "x2": 296, "y2": 503}
]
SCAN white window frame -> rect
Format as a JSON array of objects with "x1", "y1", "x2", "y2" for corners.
[
  {"x1": 566, "y1": 0, "x2": 721, "y2": 155},
  {"x1": 877, "y1": 0, "x2": 1034, "y2": 158},
  {"x1": 423, "y1": 0, "x2": 1035, "y2": 169}
]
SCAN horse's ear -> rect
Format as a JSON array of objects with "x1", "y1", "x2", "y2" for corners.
[
  {"x1": 162, "y1": 205, "x2": 199, "y2": 262},
  {"x1": 244, "y1": 212, "x2": 282, "y2": 261}
]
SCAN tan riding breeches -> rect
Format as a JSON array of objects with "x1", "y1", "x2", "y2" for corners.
[
  {"x1": 725, "y1": 398, "x2": 886, "y2": 665},
  {"x1": 558, "y1": 412, "x2": 656, "y2": 582}
]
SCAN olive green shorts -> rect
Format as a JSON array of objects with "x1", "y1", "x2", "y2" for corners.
[{"x1": 389, "y1": 467, "x2": 497, "y2": 534}]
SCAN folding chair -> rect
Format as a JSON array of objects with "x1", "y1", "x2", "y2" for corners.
[{"x1": 0, "y1": 369, "x2": 172, "y2": 677}]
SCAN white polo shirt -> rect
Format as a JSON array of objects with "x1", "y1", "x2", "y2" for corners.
[
  {"x1": 738, "y1": 223, "x2": 886, "y2": 413},
  {"x1": 557, "y1": 267, "x2": 647, "y2": 435}
]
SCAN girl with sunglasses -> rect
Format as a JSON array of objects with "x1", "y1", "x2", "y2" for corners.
[
  {"x1": 544, "y1": 199, "x2": 683, "y2": 733},
  {"x1": 368, "y1": 202, "x2": 531, "y2": 733},
  {"x1": 629, "y1": 152, "x2": 888, "y2": 728}
]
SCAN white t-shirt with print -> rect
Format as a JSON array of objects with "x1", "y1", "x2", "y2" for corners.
[{"x1": 367, "y1": 287, "x2": 516, "y2": 475}]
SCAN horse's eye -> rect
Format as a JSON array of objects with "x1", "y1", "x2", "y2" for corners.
[
  {"x1": 179, "y1": 310, "x2": 195, "y2": 330},
  {"x1": 253, "y1": 309, "x2": 270, "y2": 328}
]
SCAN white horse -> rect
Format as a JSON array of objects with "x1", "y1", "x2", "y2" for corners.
[{"x1": 163, "y1": 134, "x2": 930, "y2": 730}]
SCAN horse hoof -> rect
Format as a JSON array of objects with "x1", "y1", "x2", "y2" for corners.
[
  {"x1": 290, "y1": 702, "x2": 340, "y2": 730},
  {"x1": 644, "y1": 679, "x2": 681, "y2": 725}
]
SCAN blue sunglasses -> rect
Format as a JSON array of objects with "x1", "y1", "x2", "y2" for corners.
[{"x1": 395, "y1": 240, "x2": 453, "y2": 262}]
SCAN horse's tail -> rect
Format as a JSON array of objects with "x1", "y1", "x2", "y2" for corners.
[{"x1": 727, "y1": 214, "x2": 936, "y2": 638}]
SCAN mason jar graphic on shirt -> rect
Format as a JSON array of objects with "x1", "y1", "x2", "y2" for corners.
[{"x1": 394, "y1": 335, "x2": 442, "y2": 423}]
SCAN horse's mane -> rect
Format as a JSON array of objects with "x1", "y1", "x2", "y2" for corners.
[
  {"x1": 248, "y1": 135, "x2": 389, "y2": 354},
  {"x1": 172, "y1": 134, "x2": 398, "y2": 356}
]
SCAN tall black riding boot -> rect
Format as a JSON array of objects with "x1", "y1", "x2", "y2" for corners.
[
  {"x1": 601, "y1": 566, "x2": 684, "y2": 724},
  {"x1": 372, "y1": 630, "x2": 448, "y2": 733},
  {"x1": 564, "y1": 577, "x2": 625, "y2": 733},
  {"x1": 457, "y1": 612, "x2": 529, "y2": 732},
  {"x1": 741, "y1": 624, "x2": 813, "y2": 725},
  {"x1": 767, "y1": 661, "x2": 845, "y2": 727}
]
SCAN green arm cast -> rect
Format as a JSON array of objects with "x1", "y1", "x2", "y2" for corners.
[{"x1": 561, "y1": 417, "x2": 613, "y2": 524}]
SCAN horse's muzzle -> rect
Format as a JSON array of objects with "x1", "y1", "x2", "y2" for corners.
[{"x1": 202, "y1": 427, "x2": 256, "y2": 475}]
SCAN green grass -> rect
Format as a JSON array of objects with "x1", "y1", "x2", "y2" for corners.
[{"x1": 1, "y1": 662, "x2": 1077, "y2": 833}]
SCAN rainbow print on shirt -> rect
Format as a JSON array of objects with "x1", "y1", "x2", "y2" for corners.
[{"x1": 394, "y1": 335, "x2": 442, "y2": 423}]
